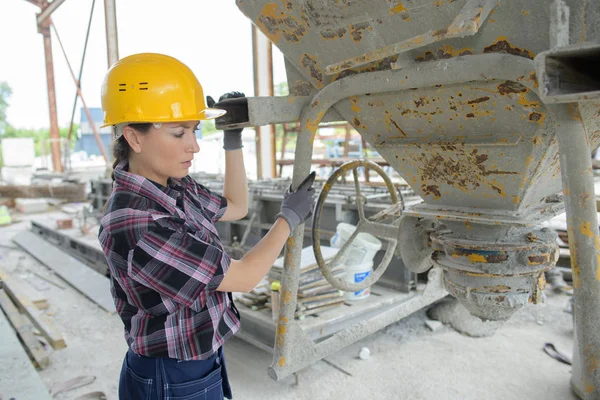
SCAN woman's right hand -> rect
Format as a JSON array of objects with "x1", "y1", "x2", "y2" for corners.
[{"x1": 276, "y1": 172, "x2": 317, "y2": 235}]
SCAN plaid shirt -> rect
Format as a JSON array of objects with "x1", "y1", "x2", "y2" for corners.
[{"x1": 98, "y1": 161, "x2": 240, "y2": 360}]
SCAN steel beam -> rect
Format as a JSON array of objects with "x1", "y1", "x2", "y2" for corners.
[
  {"x1": 252, "y1": 25, "x2": 276, "y2": 179},
  {"x1": 39, "y1": 7, "x2": 62, "y2": 173},
  {"x1": 36, "y1": 0, "x2": 67, "y2": 25},
  {"x1": 104, "y1": 0, "x2": 119, "y2": 67}
]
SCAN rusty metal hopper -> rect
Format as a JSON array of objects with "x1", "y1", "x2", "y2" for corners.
[{"x1": 227, "y1": 0, "x2": 600, "y2": 389}]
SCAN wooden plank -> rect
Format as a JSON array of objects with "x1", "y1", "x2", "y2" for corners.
[
  {"x1": 0, "y1": 270, "x2": 66, "y2": 350},
  {"x1": 0, "y1": 307, "x2": 52, "y2": 400},
  {"x1": 0, "y1": 290, "x2": 49, "y2": 368},
  {"x1": 12, "y1": 230, "x2": 116, "y2": 313},
  {"x1": 0, "y1": 270, "x2": 48, "y2": 310}
]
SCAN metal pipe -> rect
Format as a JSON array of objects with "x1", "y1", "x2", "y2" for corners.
[
  {"x1": 553, "y1": 104, "x2": 600, "y2": 399},
  {"x1": 103, "y1": 0, "x2": 118, "y2": 68},
  {"x1": 67, "y1": 0, "x2": 95, "y2": 141},
  {"x1": 268, "y1": 97, "x2": 315, "y2": 379},
  {"x1": 36, "y1": 0, "x2": 67, "y2": 25},
  {"x1": 39, "y1": 12, "x2": 62, "y2": 172}
]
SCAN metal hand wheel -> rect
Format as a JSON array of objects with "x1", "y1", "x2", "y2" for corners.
[{"x1": 312, "y1": 160, "x2": 404, "y2": 292}]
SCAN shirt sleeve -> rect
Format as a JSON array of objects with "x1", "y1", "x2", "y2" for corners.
[
  {"x1": 127, "y1": 215, "x2": 231, "y2": 312},
  {"x1": 193, "y1": 182, "x2": 228, "y2": 222}
]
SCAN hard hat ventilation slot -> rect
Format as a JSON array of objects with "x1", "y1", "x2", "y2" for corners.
[
  {"x1": 139, "y1": 82, "x2": 148, "y2": 91},
  {"x1": 118, "y1": 83, "x2": 126, "y2": 92}
]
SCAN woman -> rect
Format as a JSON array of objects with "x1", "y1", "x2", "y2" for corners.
[{"x1": 98, "y1": 53, "x2": 315, "y2": 400}]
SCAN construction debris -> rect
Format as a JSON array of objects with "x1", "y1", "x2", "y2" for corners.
[
  {"x1": 0, "y1": 290, "x2": 50, "y2": 368},
  {"x1": 12, "y1": 230, "x2": 116, "y2": 313},
  {"x1": 15, "y1": 198, "x2": 49, "y2": 214},
  {"x1": 0, "y1": 306, "x2": 52, "y2": 400},
  {"x1": 0, "y1": 182, "x2": 86, "y2": 201},
  {"x1": 0, "y1": 269, "x2": 66, "y2": 350},
  {"x1": 266, "y1": 246, "x2": 346, "y2": 319}
]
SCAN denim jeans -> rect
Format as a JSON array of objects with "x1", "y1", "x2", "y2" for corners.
[{"x1": 119, "y1": 347, "x2": 232, "y2": 400}]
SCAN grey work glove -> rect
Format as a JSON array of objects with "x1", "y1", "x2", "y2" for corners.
[
  {"x1": 276, "y1": 172, "x2": 317, "y2": 236},
  {"x1": 206, "y1": 91, "x2": 245, "y2": 151}
]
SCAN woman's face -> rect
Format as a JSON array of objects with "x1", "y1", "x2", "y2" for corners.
[{"x1": 125, "y1": 121, "x2": 200, "y2": 185}]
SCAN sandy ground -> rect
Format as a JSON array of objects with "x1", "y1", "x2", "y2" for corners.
[{"x1": 0, "y1": 211, "x2": 578, "y2": 400}]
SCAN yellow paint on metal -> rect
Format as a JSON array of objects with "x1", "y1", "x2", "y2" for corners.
[
  {"x1": 580, "y1": 222, "x2": 595, "y2": 238},
  {"x1": 468, "y1": 253, "x2": 488, "y2": 263},
  {"x1": 350, "y1": 96, "x2": 362, "y2": 113},
  {"x1": 390, "y1": 2, "x2": 407, "y2": 14},
  {"x1": 596, "y1": 235, "x2": 600, "y2": 281}
]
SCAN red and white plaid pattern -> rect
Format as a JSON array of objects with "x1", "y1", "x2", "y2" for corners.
[{"x1": 99, "y1": 161, "x2": 240, "y2": 360}]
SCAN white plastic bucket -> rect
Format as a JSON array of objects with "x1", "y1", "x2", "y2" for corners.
[
  {"x1": 330, "y1": 222, "x2": 382, "y2": 265},
  {"x1": 344, "y1": 261, "x2": 373, "y2": 300}
]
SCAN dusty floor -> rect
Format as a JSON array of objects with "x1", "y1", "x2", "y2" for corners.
[{"x1": 0, "y1": 211, "x2": 578, "y2": 400}]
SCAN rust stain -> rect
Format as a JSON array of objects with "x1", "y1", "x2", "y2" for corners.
[
  {"x1": 567, "y1": 103, "x2": 582, "y2": 121},
  {"x1": 415, "y1": 45, "x2": 473, "y2": 62},
  {"x1": 483, "y1": 285, "x2": 511, "y2": 293},
  {"x1": 320, "y1": 27, "x2": 347, "y2": 40},
  {"x1": 528, "y1": 254, "x2": 550, "y2": 265},
  {"x1": 466, "y1": 113, "x2": 475, "y2": 118},
  {"x1": 513, "y1": 196, "x2": 520, "y2": 204},
  {"x1": 279, "y1": 356, "x2": 286, "y2": 367},
  {"x1": 531, "y1": 136, "x2": 542, "y2": 145},
  {"x1": 528, "y1": 112, "x2": 545, "y2": 125},
  {"x1": 467, "y1": 96, "x2": 490, "y2": 105},
  {"x1": 465, "y1": 220, "x2": 472, "y2": 230},
  {"x1": 483, "y1": 37, "x2": 534, "y2": 59},
  {"x1": 349, "y1": 21, "x2": 373, "y2": 43},
  {"x1": 384, "y1": 110, "x2": 407, "y2": 136},
  {"x1": 423, "y1": 185, "x2": 441, "y2": 199},
  {"x1": 580, "y1": 222, "x2": 595, "y2": 238},
  {"x1": 497, "y1": 81, "x2": 527, "y2": 95},
  {"x1": 522, "y1": 10, "x2": 529, "y2": 15},
  {"x1": 332, "y1": 55, "x2": 399, "y2": 82},
  {"x1": 300, "y1": 53, "x2": 324, "y2": 88},
  {"x1": 414, "y1": 97, "x2": 425, "y2": 108},
  {"x1": 257, "y1": 2, "x2": 308, "y2": 44},
  {"x1": 569, "y1": 224, "x2": 582, "y2": 289},
  {"x1": 350, "y1": 96, "x2": 362, "y2": 113},
  {"x1": 528, "y1": 72, "x2": 539, "y2": 89},
  {"x1": 352, "y1": 117, "x2": 367, "y2": 129},
  {"x1": 581, "y1": 0, "x2": 589, "y2": 42}
]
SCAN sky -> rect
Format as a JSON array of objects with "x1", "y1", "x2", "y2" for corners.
[{"x1": 0, "y1": 0, "x2": 288, "y2": 129}]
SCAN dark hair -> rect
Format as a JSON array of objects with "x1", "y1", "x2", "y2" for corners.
[{"x1": 110, "y1": 123, "x2": 153, "y2": 181}]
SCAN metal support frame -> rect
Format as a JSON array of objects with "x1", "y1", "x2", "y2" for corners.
[
  {"x1": 269, "y1": 57, "x2": 481, "y2": 380},
  {"x1": 552, "y1": 104, "x2": 600, "y2": 398},
  {"x1": 252, "y1": 25, "x2": 276, "y2": 179},
  {"x1": 103, "y1": 0, "x2": 118, "y2": 68},
  {"x1": 36, "y1": 0, "x2": 67, "y2": 25},
  {"x1": 38, "y1": 2, "x2": 62, "y2": 173}
]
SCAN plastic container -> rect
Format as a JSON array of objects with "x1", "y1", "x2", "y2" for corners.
[
  {"x1": 344, "y1": 261, "x2": 373, "y2": 301},
  {"x1": 330, "y1": 222, "x2": 382, "y2": 265}
]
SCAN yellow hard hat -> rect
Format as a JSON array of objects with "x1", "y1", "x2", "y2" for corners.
[{"x1": 100, "y1": 53, "x2": 225, "y2": 127}]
